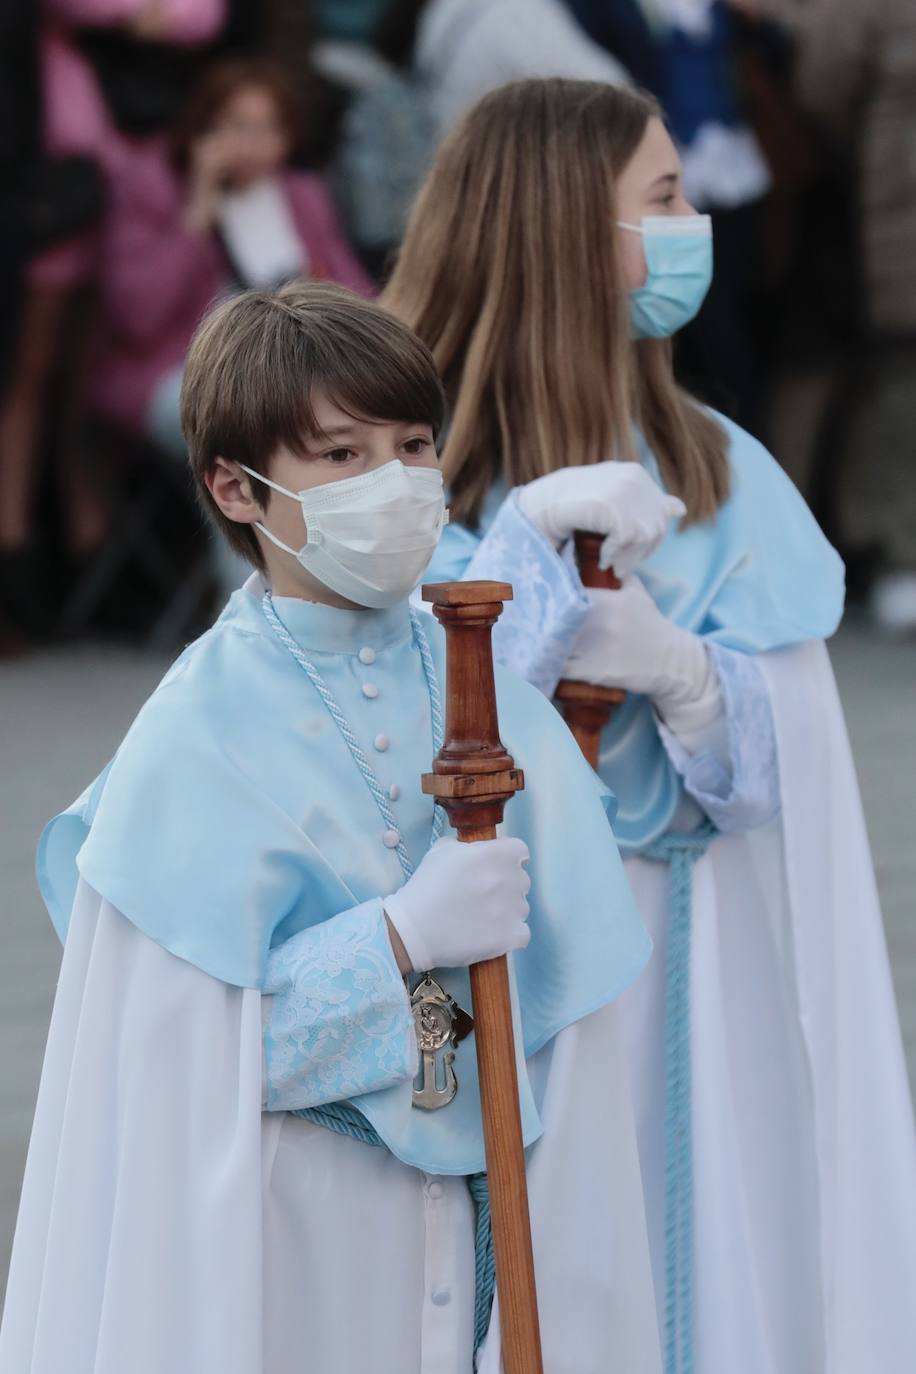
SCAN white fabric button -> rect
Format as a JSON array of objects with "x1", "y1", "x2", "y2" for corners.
[
  {"x1": 389, "y1": 783, "x2": 401, "y2": 801},
  {"x1": 383, "y1": 829, "x2": 401, "y2": 849},
  {"x1": 431, "y1": 1288, "x2": 451, "y2": 1307},
  {"x1": 426, "y1": 1181, "x2": 443, "y2": 1200},
  {"x1": 358, "y1": 646, "x2": 376, "y2": 665},
  {"x1": 362, "y1": 683, "x2": 379, "y2": 699},
  {"x1": 374, "y1": 733, "x2": 390, "y2": 752}
]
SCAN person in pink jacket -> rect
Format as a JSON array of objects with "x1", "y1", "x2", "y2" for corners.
[
  {"x1": 0, "y1": 0, "x2": 226, "y2": 648},
  {"x1": 34, "y1": 0, "x2": 227, "y2": 291},
  {"x1": 92, "y1": 55, "x2": 374, "y2": 459}
]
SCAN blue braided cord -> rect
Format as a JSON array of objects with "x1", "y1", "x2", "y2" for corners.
[
  {"x1": 643, "y1": 820, "x2": 716, "y2": 1374},
  {"x1": 409, "y1": 605, "x2": 446, "y2": 848},
  {"x1": 293, "y1": 1101, "x2": 494, "y2": 1362},
  {"x1": 467, "y1": 1173, "x2": 496, "y2": 1358},
  {"x1": 261, "y1": 593, "x2": 445, "y2": 882},
  {"x1": 292, "y1": 1099, "x2": 385, "y2": 1147}
]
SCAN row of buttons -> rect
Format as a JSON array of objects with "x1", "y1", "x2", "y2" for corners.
[
  {"x1": 359, "y1": 647, "x2": 403, "y2": 850},
  {"x1": 425, "y1": 1178, "x2": 451, "y2": 1308}
]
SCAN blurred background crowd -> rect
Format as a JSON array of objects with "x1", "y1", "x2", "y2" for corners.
[{"x1": 1, "y1": 0, "x2": 915, "y2": 655}]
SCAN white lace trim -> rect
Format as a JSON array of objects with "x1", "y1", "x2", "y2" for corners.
[{"x1": 264, "y1": 900, "x2": 417, "y2": 1112}]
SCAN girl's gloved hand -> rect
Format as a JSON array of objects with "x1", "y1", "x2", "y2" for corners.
[
  {"x1": 516, "y1": 461, "x2": 685, "y2": 576},
  {"x1": 384, "y1": 836, "x2": 531, "y2": 973},
  {"x1": 564, "y1": 579, "x2": 714, "y2": 711}
]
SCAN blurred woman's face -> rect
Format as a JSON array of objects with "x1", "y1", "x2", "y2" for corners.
[
  {"x1": 210, "y1": 85, "x2": 292, "y2": 188},
  {"x1": 614, "y1": 116, "x2": 697, "y2": 290}
]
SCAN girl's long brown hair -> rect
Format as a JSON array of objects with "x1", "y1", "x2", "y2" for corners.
[{"x1": 383, "y1": 78, "x2": 729, "y2": 527}]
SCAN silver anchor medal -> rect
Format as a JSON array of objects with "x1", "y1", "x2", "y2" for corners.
[{"x1": 411, "y1": 975, "x2": 474, "y2": 1111}]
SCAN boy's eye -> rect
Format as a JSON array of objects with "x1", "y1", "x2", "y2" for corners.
[
  {"x1": 401, "y1": 436, "x2": 432, "y2": 456},
  {"x1": 324, "y1": 448, "x2": 357, "y2": 464}
]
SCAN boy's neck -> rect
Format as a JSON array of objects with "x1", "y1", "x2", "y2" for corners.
[{"x1": 267, "y1": 564, "x2": 366, "y2": 612}]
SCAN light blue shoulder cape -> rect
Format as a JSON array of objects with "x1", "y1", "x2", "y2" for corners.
[
  {"x1": 36, "y1": 586, "x2": 650, "y2": 1174},
  {"x1": 427, "y1": 413, "x2": 846, "y2": 850}
]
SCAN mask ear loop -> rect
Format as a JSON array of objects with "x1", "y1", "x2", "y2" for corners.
[
  {"x1": 235, "y1": 465, "x2": 317, "y2": 558},
  {"x1": 237, "y1": 464, "x2": 302, "y2": 501},
  {"x1": 253, "y1": 522, "x2": 318, "y2": 558},
  {"x1": 616, "y1": 220, "x2": 645, "y2": 233}
]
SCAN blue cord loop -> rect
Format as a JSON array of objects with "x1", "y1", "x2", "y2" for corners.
[
  {"x1": 261, "y1": 592, "x2": 445, "y2": 881},
  {"x1": 643, "y1": 820, "x2": 717, "y2": 1374},
  {"x1": 467, "y1": 1173, "x2": 496, "y2": 1355}
]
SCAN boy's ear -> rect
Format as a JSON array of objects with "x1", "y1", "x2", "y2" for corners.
[{"x1": 207, "y1": 457, "x2": 262, "y2": 526}]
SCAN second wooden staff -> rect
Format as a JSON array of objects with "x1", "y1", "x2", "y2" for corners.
[
  {"x1": 554, "y1": 531, "x2": 626, "y2": 769},
  {"x1": 420, "y1": 580, "x2": 543, "y2": 1374}
]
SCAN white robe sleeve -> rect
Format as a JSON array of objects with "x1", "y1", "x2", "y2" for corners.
[
  {"x1": 459, "y1": 490, "x2": 593, "y2": 697},
  {"x1": 656, "y1": 644, "x2": 782, "y2": 832},
  {"x1": 0, "y1": 880, "x2": 265, "y2": 1374},
  {"x1": 759, "y1": 640, "x2": 916, "y2": 1370}
]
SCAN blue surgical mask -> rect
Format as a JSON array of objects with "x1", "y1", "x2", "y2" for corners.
[{"x1": 618, "y1": 215, "x2": 713, "y2": 339}]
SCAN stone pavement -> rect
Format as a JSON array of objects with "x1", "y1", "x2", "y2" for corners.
[{"x1": 1, "y1": 622, "x2": 914, "y2": 1295}]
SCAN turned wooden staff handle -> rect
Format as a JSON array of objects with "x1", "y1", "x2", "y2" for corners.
[
  {"x1": 420, "y1": 581, "x2": 543, "y2": 1374},
  {"x1": 554, "y1": 531, "x2": 625, "y2": 770}
]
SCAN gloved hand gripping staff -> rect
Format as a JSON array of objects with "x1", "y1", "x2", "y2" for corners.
[{"x1": 554, "y1": 532, "x2": 626, "y2": 769}]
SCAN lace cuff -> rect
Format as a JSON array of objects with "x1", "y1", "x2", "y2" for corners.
[
  {"x1": 263, "y1": 899, "x2": 417, "y2": 1112},
  {"x1": 657, "y1": 645, "x2": 781, "y2": 833},
  {"x1": 463, "y1": 490, "x2": 591, "y2": 697}
]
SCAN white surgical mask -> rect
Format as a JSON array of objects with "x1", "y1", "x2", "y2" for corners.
[
  {"x1": 617, "y1": 214, "x2": 713, "y2": 339},
  {"x1": 239, "y1": 460, "x2": 447, "y2": 608}
]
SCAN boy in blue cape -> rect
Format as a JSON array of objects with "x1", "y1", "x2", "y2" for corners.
[{"x1": 0, "y1": 283, "x2": 662, "y2": 1374}]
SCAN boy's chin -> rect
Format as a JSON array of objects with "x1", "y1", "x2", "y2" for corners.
[{"x1": 266, "y1": 559, "x2": 366, "y2": 611}]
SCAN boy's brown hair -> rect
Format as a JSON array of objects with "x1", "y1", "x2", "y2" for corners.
[{"x1": 181, "y1": 281, "x2": 446, "y2": 568}]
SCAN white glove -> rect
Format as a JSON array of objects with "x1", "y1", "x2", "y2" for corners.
[
  {"x1": 564, "y1": 580, "x2": 718, "y2": 719},
  {"x1": 384, "y1": 835, "x2": 531, "y2": 972},
  {"x1": 516, "y1": 462, "x2": 686, "y2": 576}
]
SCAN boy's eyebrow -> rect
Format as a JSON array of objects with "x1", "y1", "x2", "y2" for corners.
[
  {"x1": 649, "y1": 172, "x2": 679, "y2": 188},
  {"x1": 305, "y1": 419, "x2": 433, "y2": 445},
  {"x1": 302, "y1": 424, "x2": 358, "y2": 447}
]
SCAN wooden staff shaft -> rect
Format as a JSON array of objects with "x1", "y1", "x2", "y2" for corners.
[
  {"x1": 470, "y1": 952, "x2": 542, "y2": 1371},
  {"x1": 554, "y1": 531, "x2": 626, "y2": 769},
  {"x1": 421, "y1": 581, "x2": 543, "y2": 1374}
]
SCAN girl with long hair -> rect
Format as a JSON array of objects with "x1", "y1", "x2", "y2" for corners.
[{"x1": 384, "y1": 77, "x2": 916, "y2": 1374}]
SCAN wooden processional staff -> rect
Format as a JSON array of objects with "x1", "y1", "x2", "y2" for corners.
[
  {"x1": 420, "y1": 581, "x2": 543, "y2": 1374},
  {"x1": 553, "y1": 531, "x2": 626, "y2": 769}
]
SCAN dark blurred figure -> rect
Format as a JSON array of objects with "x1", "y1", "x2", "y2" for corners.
[
  {"x1": 0, "y1": 0, "x2": 228, "y2": 651},
  {"x1": 0, "y1": 0, "x2": 39, "y2": 386},
  {"x1": 567, "y1": 0, "x2": 772, "y2": 431},
  {"x1": 734, "y1": 0, "x2": 916, "y2": 631},
  {"x1": 311, "y1": 0, "x2": 390, "y2": 42},
  {"x1": 0, "y1": 0, "x2": 41, "y2": 651}
]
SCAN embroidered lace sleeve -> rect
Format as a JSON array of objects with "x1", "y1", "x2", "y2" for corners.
[
  {"x1": 656, "y1": 644, "x2": 781, "y2": 833},
  {"x1": 262, "y1": 899, "x2": 417, "y2": 1112},
  {"x1": 461, "y1": 490, "x2": 591, "y2": 697}
]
